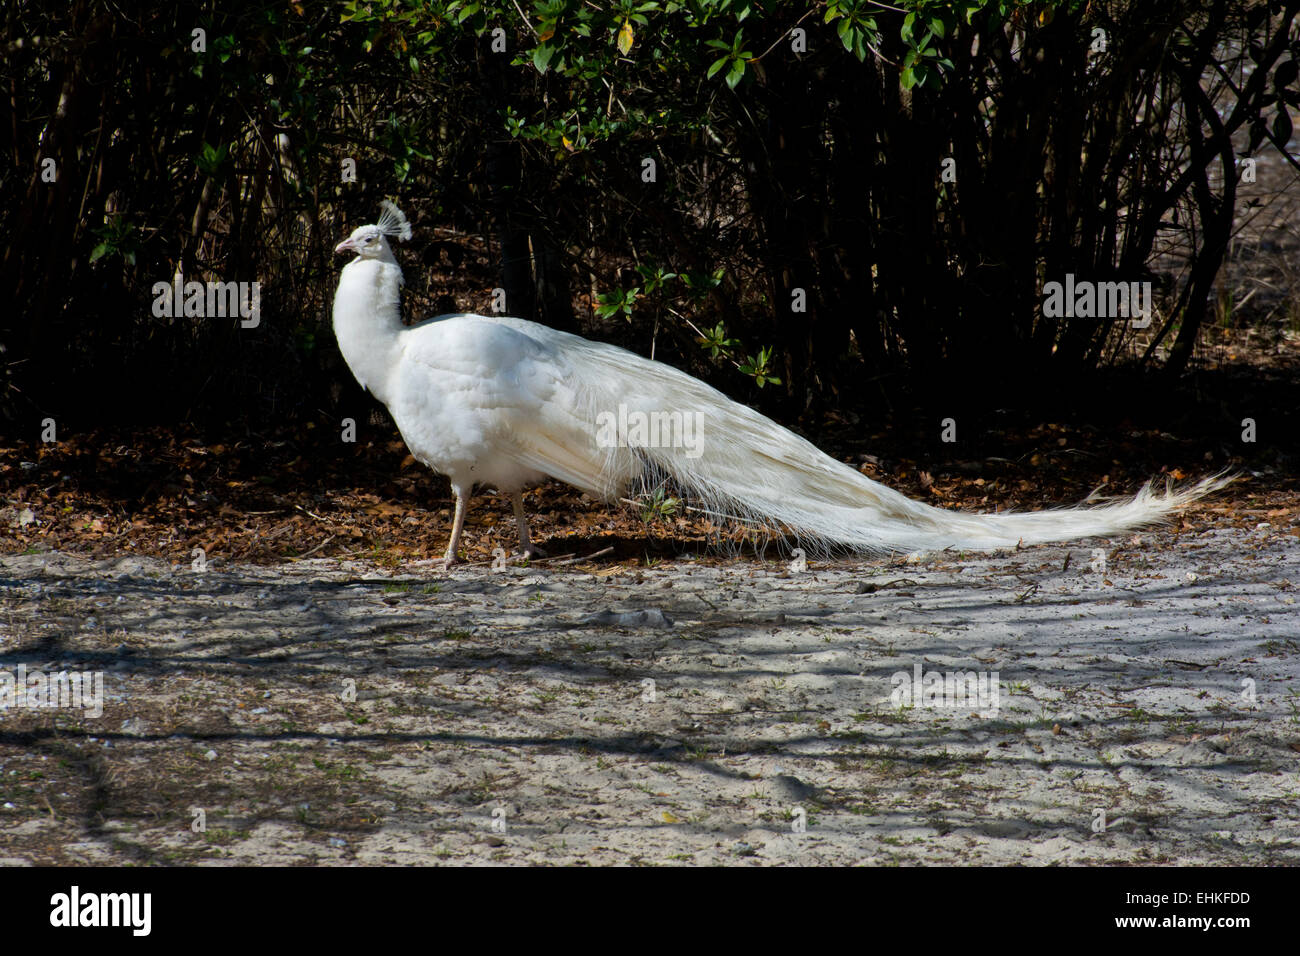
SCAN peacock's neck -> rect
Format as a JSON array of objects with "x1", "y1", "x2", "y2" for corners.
[{"x1": 331, "y1": 258, "x2": 406, "y2": 406}]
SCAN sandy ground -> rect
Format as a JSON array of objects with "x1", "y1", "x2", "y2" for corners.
[{"x1": 0, "y1": 522, "x2": 1297, "y2": 866}]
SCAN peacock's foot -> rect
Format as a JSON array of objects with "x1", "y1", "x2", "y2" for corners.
[
  {"x1": 518, "y1": 544, "x2": 547, "y2": 560},
  {"x1": 438, "y1": 552, "x2": 463, "y2": 570}
]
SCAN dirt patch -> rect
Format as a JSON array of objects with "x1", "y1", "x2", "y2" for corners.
[{"x1": 2, "y1": 512, "x2": 1297, "y2": 865}]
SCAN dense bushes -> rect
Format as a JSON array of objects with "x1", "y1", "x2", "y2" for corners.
[{"x1": 2, "y1": 0, "x2": 1297, "y2": 426}]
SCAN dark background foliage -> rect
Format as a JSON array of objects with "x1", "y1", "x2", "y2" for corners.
[{"x1": 2, "y1": 0, "x2": 1298, "y2": 438}]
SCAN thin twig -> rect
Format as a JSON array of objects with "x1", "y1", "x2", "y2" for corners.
[
  {"x1": 554, "y1": 547, "x2": 615, "y2": 565},
  {"x1": 511, "y1": 0, "x2": 539, "y2": 38},
  {"x1": 520, "y1": 552, "x2": 577, "y2": 564},
  {"x1": 751, "y1": 8, "x2": 818, "y2": 63},
  {"x1": 290, "y1": 535, "x2": 336, "y2": 560}
]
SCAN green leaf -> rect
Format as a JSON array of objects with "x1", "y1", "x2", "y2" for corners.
[
  {"x1": 533, "y1": 42, "x2": 556, "y2": 73},
  {"x1": 1273, "y1": 107, "x2": 1293, "y2": 147},
  {"x1": 1274, "y1": 58, "x2": 1300, "y2": 91}
]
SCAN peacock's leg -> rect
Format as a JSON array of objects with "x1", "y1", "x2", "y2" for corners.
[
  {"x1": 511, "y1": 492, "x2": 546, "y2": 559},
  {"x1": 441, "y1": 489, "x2": 468, "y2": 567}
]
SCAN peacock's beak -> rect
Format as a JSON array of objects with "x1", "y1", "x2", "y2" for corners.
[{"x1": 334, "y1": 237, "x2": 357, "y2": 254}]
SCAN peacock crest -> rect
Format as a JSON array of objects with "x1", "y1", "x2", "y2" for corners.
[{"x1": 376, "y1": 200, "x2": 412, "y2": 242}]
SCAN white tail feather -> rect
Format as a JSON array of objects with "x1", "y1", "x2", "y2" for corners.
[{"x1": 534, "y1": 327, "x2": 1233, "y2": 554}]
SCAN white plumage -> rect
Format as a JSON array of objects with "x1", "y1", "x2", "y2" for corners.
[{"x1": 332, "y1": 201, "x2": 1230, "y2": 566}]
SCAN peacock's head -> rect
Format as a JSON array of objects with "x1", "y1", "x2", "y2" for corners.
[{"x1": 334, "y1": 200, "x2": 412, "y2": 260}]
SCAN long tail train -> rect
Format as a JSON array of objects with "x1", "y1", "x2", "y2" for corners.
[{"x1": 510, "y1": 323, "x2": 1235, "y2": 554}]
